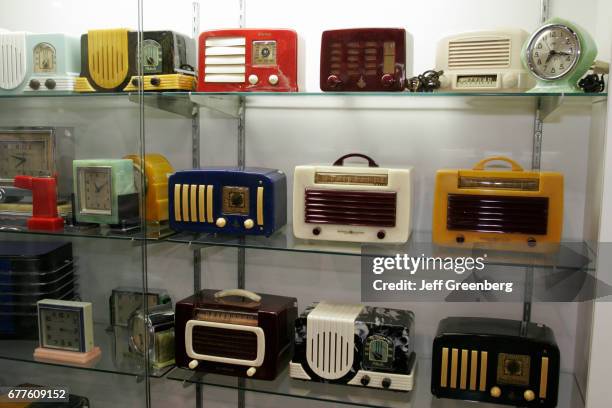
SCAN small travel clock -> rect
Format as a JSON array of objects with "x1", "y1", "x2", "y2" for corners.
[
  {"x1": 73, "y1": 159, "x2": 139, "y2": 226},
  {"x1": 34, "y1": 299, "x2": 101, "y2": 365},
  {"x1": 128, "y1": 303, "x2": 175, "y2": 369},
  {"x1": 110, "y1": 286, "x2": 171, "y2": 327},
  {"x1": 523, "y1": 18, "x2": 598, "y2": 93}
]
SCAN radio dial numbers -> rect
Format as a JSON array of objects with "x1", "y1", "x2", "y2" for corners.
[{"x1": 33, "y1": 42, "x2": 57, "y2": 74}]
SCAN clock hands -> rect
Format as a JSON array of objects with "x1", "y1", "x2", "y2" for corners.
[{"x1": 95, "y1": 182, "x2": 108, "y2": 193}]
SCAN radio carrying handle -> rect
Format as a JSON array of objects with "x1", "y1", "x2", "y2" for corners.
[
  {"x1": 333, "y1": 153, "x2": 379, "y2": 168},
  {"x1": 473, "y1": 156, "x2": 524, "y2": 172},
  {"x1": 214, "y1": 289, "x2": 262, "y2": 303}
]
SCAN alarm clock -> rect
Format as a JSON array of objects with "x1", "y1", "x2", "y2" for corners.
[
  {"x1": 124, "y1": 153, "x2": 174, "y2": 223},
  {"x1": 34, "y1": 299, "x2": 101, "y2": 364},
  {"x1": 72, "y1": 159, "x2": 139, "y2": 226},
  {"x1": 109, "y1": 286, "x2": 171, "y2": 327},
  {"x1": 523, "y1": 18, "x2": 598, "y2": 93},
  {"x1": 128, "y1": 303, "x2": 175, "y2": 369}
]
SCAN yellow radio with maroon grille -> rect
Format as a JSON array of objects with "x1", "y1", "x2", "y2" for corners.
[{"x1": 432, "y1": 157, "x2": 563, "y2": 252}]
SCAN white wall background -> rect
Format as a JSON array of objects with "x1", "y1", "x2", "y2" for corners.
[{"x1": 0, "y1": 0, "x2": 610, "y2": 407}]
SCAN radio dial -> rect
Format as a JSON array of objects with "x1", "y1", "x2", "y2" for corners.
[
  {"x1": 327, "y1": 75, "x2": 342, "y2": 88},
  {"x1": 381, "y1": 74, "x2": 396, "y2": 87},
  {"x1": 244, "y1": 219, "x2": 254, "y2": 229},
  {"x1": 29, "y1": 79, "x2": 40, "y2": 90},
  {"x1": 216, "y1": 217, "x2": 227, "y2": 228},
  {"x1": 248, "y1": 74, "x2": 259, "y2": 85},
  {"x1": 268, "y1": 74, "x2": 279, "y2": 85},
  {"x1": 524, "y1": 390, "x2": 535, "y2": 401},
  {"x1": 188, "y1": 360, "x2": 199, "y2": 369},
  {"x1": 45, "y1": 79, "x2": 56, "y2": 89},
  {"x1": 246, "y1": 367, "x2": 257, "y2": 377}
]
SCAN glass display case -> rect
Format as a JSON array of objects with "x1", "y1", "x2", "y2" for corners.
[{"x1": 0, "y1": 0, "x2": 611, "y2": 407}]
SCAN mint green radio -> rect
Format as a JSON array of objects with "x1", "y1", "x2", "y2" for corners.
[
  {"x1": 522, "y1": 18, "x2": 597, "y2": 93},
  {"x1": 73, "y1": 159, "x2": 139, "y2": 226},
  {"x1": 25, "y1": 33, "x2": 80, "y2": 92}
]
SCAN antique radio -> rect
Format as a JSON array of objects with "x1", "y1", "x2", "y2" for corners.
[
  {"x1": 293, "y1": 154, "x2": 412, "y2": 243},
  {"x1": 320, "y1": 28, "x2": 411, "y2": 92},
  {"x1": 109, "y1": 286, "x2": 171, "y2": 327},
  {"x1": 432, "y1": 156, "x2": 563, "y2": 251},
  {"x1": 76, "y1": 29, "x2": 196, "y2": 92},
  {"x1": 175, "y1": 289, "x2": 297, "y2": 380},
  {"x1": 436, "y1": 29, "x2": 533, "y2": 92},
  {"x1": 431, "y1": 317, "x2": 560, "y2": 407},
  {"x1": 290, "y1": 302, "x2": 416, "y2": 391},
  {"x1": 124, "y1": 153, "x2": 174, "y2": 223},
  {"x1": 198, "y1": 29, "x2": 299, "y2": 92},
  {"x1": 169, "y1": 167, "x2": 287, "y2": 236},
  {"x1": 128, "y1": 303, "x2": 175, "y2": 369}
]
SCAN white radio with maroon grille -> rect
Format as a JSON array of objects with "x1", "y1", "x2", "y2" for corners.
[{"x1": 293, "y1": 154, "x2": 412, "y2": 243}]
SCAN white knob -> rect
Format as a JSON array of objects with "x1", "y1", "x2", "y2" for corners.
[
  {"x1": 268, "y1": 74, "x2": 279, "y2": 85},
  {"x1": 248, "y1": 74, "x2": 259, "y2": 85},
  {"x1": 246, "y1": 367, "x2": 257, "y2": 377},
  {"x1": 216, "y1": 217, "x2": 227, "y2": 228},
  {"x1": 188, "y1": 360, "x2": 199, "y2": 370},
  {"x1": 438, "y1": 74, "x2": 450, "y2": 89},
  {"x1": 244, "y1": 219, "x2": 254, "y2": 229},
  {"x1": 502, "y1": 73, "x2": 518, "y2": 89}
]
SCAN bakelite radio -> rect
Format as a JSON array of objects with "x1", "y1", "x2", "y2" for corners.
[
  {"x1": 175, "y1": 289, "x2": 297, "y2": 380},
  {"x1": 293, "y1": 154, "x2": 412, "y2": 243},
  {"x1": 436, "y1": 29, "x2": 534, "y2": 92},
  {"x1": 198, "y1": 29, "x2": 299, "y2": 92},
  {"x1": 169, "y1": 167, "x2": 287, "y2": 236},
  {"x1": 432, "y1": 156, "x2": 563, "y2": 252},
  {"x1": 76, "y1": 29, "x2": 196, "y2": 92},
  {"x1": 320, "y1": 28, "x2": 412, "y2": 92},
  {"x1": 290, "y1": 302, "x2": 416, "y2": 391},
  {"x1": 431, "y1": 317, "x2": 560, "y2": 407}
]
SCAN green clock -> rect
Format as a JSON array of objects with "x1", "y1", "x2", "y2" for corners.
[
  {"x1": 523, "y1": 18, "x2": 597, "y2": 93},
  {"x1": 73, "y1": 159, "x2": 139, "y2": 225}
]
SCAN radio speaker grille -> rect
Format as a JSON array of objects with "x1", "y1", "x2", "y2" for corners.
[
  {"x1": 87, "y1": 29, "x2": 129, "y2": 89},
  {"x1": 0, "y1": 33, "x2": 26, "y2": 90},
  {"x1": 448, "y1": 38, "x2": 511, "y2": 69},
  {"x1": 204, "y1": 37, "x2": 246, "y2": 83},
  {"x1": 305, "y1": 189, "x2": 397, "y2": 227},
  {"x1": 447, "y1": 194, "x2": 548, "y2": 235},
  {"x1": 192, "y1": 325, "x2": 258, "y2": 360},
  {"x1": 327, "y1": 41, "x2": 384, "y2": 77}
]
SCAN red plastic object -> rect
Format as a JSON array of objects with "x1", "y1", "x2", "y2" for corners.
[
  {"x1": 198, "y1": 29, "x2": 298, "y2": 92},
  {"x1": 14, "y1": 176, "x2": 64, "y2": 231}
]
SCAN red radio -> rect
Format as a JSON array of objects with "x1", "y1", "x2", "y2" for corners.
[
  {"x1": 198, "y1": 29, "x2": 299, "y2": 92},
  {"x1": 320, "y1": 28, "x2": 411, "y2": 92}
]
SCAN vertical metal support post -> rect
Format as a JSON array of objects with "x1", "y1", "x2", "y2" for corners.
[
  {"x1": 540, "y1": 0, "x2": 550, "y2": 23},
  {"x1": 237, "y1": 96, "x2": 247, "y2": 408}
]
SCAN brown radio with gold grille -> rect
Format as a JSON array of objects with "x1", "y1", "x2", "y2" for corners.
[{"x1": 432, "y1": 157, "x2": 563, "y2": 252}]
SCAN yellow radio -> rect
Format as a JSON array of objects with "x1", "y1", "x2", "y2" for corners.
[{"x1": 432, "y1": 157, "x2": 563, "y2": 252}]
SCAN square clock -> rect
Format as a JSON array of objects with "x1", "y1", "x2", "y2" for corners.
[{"x1": 73, "y1": 159, "x2": 139, "y2": 225}]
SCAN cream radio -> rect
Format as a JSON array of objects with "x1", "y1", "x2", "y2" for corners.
[
  {"x1": 436, "y1": 29, "x2": 534, "y2": 92},
  {"x1": 293, "y1": 154, "x2": 412, "y2": 243}
]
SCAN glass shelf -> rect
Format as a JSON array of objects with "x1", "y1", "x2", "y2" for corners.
[
  {"x1": 168, "y1": 227, "x2": 594, "y2": 272},
  {"x1": 0, "y1": 323, "x2": 173, "y2": 378},
  {"x1": 166, "y1": 359, "x2": 583, "y2": 408}
]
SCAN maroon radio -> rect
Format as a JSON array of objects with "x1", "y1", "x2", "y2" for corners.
[
  {"x1": 320, "y1": 28, "x2": 412, "y2": 92},
  {"x1": 175, "y1": 289, "x2": 297, "y2": 380}
]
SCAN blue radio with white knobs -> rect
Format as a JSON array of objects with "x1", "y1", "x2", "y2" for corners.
[{"x1": 168, "y1": 167, "x2": 287, "y2": 236}]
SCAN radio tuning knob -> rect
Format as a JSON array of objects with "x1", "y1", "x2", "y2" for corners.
[
  {"x1": 327, "y1": 75, "x2": 342, "y2": 88},
  {"x1": 246, "y1": 367, "x2": 257, "y2": 377},
  {"x1": 438, "y1": 74, "x2": 450, "y2": 89},
  {"x1": 131, "y1": 78, "x2": 140, "y2": 87},
  {"x1": 381, "y1": 74, "x2": 396, "y2": 87},
  {"x1": 244, "y1": 219, "x2": 254, "y2": 229},
  {"x1": 381, "y1": 378, "x2": 391, "y2": 389},
  {"x1": 268, "y1": 74, "x2": 279, "y2": 85},
  {"x1": 216, "y1": 218, "x2": 227, "y2": 228},
  {"x1": 29, "y1": 79, "x2": 40, "y2": 90},
  {"x1": 524, "y1": 390, "x2": 535, "y2": 401},
  {"x1": 503, "y1": 72, "x2": 519, "y2": 89},
  {"x1": 248, "y1": 74, "x2": 259, "y2": 85},
  {"x1": 150, "y1": 77, "x2": 161, "y2": 86},
  {"x1": 360, "y1": 375, "x2": 370, "y2": 386},
  {"x1": 45, "y1": 79, "x2": 56, "y2": 89},
  {"x1": 490, "y1": 386, "x2": 502, "y2": 398},
  {"x1": 188, "y1": 360, "x2": 199, "y2": 370}
]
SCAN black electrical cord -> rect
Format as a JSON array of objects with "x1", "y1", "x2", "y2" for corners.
[
  {"x1": 406, "y1": 70, "x2": 444, "y2": 92},
  {"x1": 578, "y1": 74, "x2": 606, "y2": 93}
]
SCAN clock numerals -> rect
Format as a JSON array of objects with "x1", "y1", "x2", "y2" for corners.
[
  {"x1": 33, "y1": 42, "x2": 57, "y2": 74},
  {"x1": 529, "y1": 25, "x2": 580, "y2": 80},
  {"x1": 0, "y1": 135, "x2": 51, "y2": 179},
  {"x1": 78, "y1": 166, "x2": 113, "y2": 215}
]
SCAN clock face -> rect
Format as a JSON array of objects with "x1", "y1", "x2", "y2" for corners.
[
  {"x1": 0, "y1": 131, "x2": 53, "y2": 181},
  {"x1": 78, "y1": 166, "x2": 112, "y2": 215},
  {"x1": 40, "y1": 307, "x2": 83, "y2": 352},
  {"x1": 142, "y1": 39, "x2": 162, "y2": 74},
  {"x1": 33, "y1": 42, "x2": 57, "y2": 74},
  {"x1": 526, "y1": 24, "x2": 581, "y2": 80}
]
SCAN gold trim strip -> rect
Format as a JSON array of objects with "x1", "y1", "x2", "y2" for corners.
[
  {"x1": 257, "y1": 186, "x2": 264, "y2": 225},
  {"x1": 441, "y1": 347, "x2": 449, "y2": 387},
  {"x1": 450, "y1": 348, "x2": 458, "y2": 389},
  {"x1": 198, "y1": 185, "x2": 205, "y2": 222},
  {"x1": 206, "y1": 185, "x2": 213, "y2": 223},
  {"x1": 540, "y1": 356, "x2": 549, "y2": 399},
  {"x1": 460, "y1": 349, "x2": 468, "y2": 389},
  {"x1": 479, "y1": 351, "x2": 488, "y2": 392},
  {"x1": 182, "y1": 184, "x2": 189, "y2": 222},
  {"x1": 174, "y1": 184, "x2": 182, "y2": 221},
  {"x1": 470, "y1": 350, "x2": 478, "y2": 390},
  {"x1": 190, "y1": 185, "x2": 197, "y2": 222}
]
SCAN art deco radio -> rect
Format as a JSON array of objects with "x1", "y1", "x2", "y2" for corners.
[
  {"x1": 293, "y1": 154, "x2": 412, "y2": 243},
  {"x1": 169, "y1": 167, "x2": 287, "y2": 236},
  {"x1": 431, "y1": 317, "x2": 560, "y2": 407},
  {"x1": 436, "y1": 29, "x2": 534, "y2": 92},
  {"x1": 198, "y1": 29, "x2": 299, "y2": 92},
  {"x1": 432, "y1": 156, "x2": 563, "y2": 251},
  {"x1": 175, "y1": 289, "x2": 297, "y2": 380},
  {"x1": 290, "y1": 302, "x2": 416, "y2": 391},
  {"x1": 320, "y1": 28, "x2": 412, "y2": 92},
  {"x1": 76, "y1": 29, "x2": 196, "y2": 92}
]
